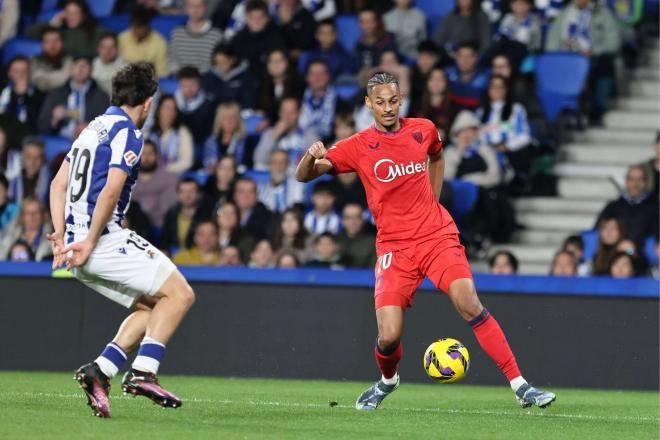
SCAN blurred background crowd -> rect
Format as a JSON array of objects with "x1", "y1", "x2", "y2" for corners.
[{"x1": 0, "y1": 0, "x2": 657, "y2": 278}]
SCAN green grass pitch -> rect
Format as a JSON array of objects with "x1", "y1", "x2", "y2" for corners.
[{"x1": 0, "y1": 372, "x2": 657, "y2": 439}]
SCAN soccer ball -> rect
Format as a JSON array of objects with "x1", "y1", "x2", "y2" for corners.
[{"x1": 423, "y1": 338, "x2": 470, "y2": 383}]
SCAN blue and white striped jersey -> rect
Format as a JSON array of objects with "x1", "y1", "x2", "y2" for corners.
[{"x1": 64, "y1": 106, "x2": 143, "y2": 243}]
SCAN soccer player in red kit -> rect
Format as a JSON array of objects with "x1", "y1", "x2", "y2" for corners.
[{"x1": 295, "y1": 72, "x2": 556, "y2": 410}]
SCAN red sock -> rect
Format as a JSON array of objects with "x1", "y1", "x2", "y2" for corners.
[
  {"x1": 374, "y1": 342, "x2": 403, "y2": 379},
  {"x1": 469, "y1": 309, "x2": 521, "y2": 381}
]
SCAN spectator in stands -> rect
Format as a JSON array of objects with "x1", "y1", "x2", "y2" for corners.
[
  {"x1": 481, "y1": 0, "x2": 564, "y2": 24},
  {"x1": 26, "y1": 0, "x2": 109, "y2": 58},
  {"x1": 490, "y1": 54, "x2": 530, "y2": 106},
  {"x1": 220, "y1": 244, "x2": 244, "y2": 266},
  {"x1": 641, "y1": 132, "x2": 660, "y2": 202},
  {"x1": 258, "y1": 150, "x2": 305, "y2": 213},
  {"x1": 233, "y1": 177, "x2": 273, "y2": 240},
  {"x1": 549, "y1": 250, "x2": 578, "y2": 276},
  {"x1": 444, "y1": 110, "x2": 501, "y2": 189},
  {"x1": 0, "y1": 0, "x2": 18, "y2": 47},
  {"x1": 230, "y1": 0, "x2": 287, "y2": 80},
  {"x1": 146, "y1": 95, "x2": 194, "y2": 173},
  {"x1": 173, "y1": 221, "x2": 223, "y2": 265},
  {"x1": 299, "y1": 60, "x2": 337, "y2": 141},
  {"x1": 138, "y1": 0, "x2": 185, "y2": 15},
  {"x1": 595, "y1": 164, "x2": 659, "y2": 248},
  {"x1": 92, "y1": 33, "x2": 125, "y2": 96},
  {"x1": 336, "y1": 203, "x2": 376, "y2": 268},
  {"x1": 258, "y1": 49, "x2": 305, "y2": 124},
  {"x1": 616, "y1": 238, "x2": 647, "y2": 273},
  {"x1": 275, "y1": 0, "x2": 317, "y2": 60},
  {"x1": 545, "y1": 0, "x2": 621, "y2": 125},
  {"x1": 161, "y1": 177, "x2": 214, "y2": 251},
  {"x1": 304, "y1": 180, "x2": 340, "y2": 235},
  {"x1": 272, "y1": 208, "x2": 311, "y2": 263},
  {"x1": 131, "y1": 140, "x2": 178, "y2": 228},
  {"x1": 203, "y1": 102, "x2": 249, "y2": 171},
  {"x1": 8, "y1": 137, "x2": 49, "y2": 203},
  {"x1": 248, "y1": 238, "x2": 275, "y2": 268},
  {"x1": 327, "y1": 114, "x2": 368, "y2": 211},
  {"x1": 355, "y1": 9, "x2": 398, "y2": 73},
  {"x1": 37, "y1": 56, "x2": 109, "y2": 138},
  {"x1": 305, "y1": 20, "x2": 355, "y2": 79},
  {"x1": 445, "y1": 41, "x2": 490, "y2": 112},
  {"x1": 410, "y1": 40, "x2": 445, "y2": 104},
  {"x1": 412, "y1": 67, "x2": 453, "y2": 140},
  {"x1": 118, "y1": 7, "x2": 169, "y2": 77},
  {"x1": 0, "y1": 196, "x2": 52, "y2": 261},
  {"x1": 0, "y1": 174, "x2": 19, "y2": 232},
  {"x1": 432, "y1": 0, "x2": 491, "y2": 55},
  {"x1": 383, "y1": 0, "x2": 426, "y2": 59},
  {"x1": 496, "y1": 0, "x2": 543, "y2": 54},
  {"x1": 0, "y1": 56, "x2": 45, "y2": 150},
  {"x1": 305, "y1": 232, "x2": 340, "y2": 268},
  {"x1": 202, "y1": 43, "x2": 256, "y2": 110},
  {"x1": 253, "y1": 97, "x2": 318, "y2": 170},
  {"x1": 169, "y1": 0, "x2": 223, "y2": 75},
  {"x1": 275, "y1": 250, "x2": 300, "y2": 268},
  {"x1": 30, "y1": 26, "x2": 73, "y2": 92},
  {"x1": 488, "y1": 250, "x2": 519, "y2": 274},
  {"x1": 592, "y1": 216, "x2": 625, "y2": 275},
  {"x1": 609, "y1": 251, "x2": 636, "y2": 278},
  {"x1": 477, "y1": 75, "x2": 532, "y2": 177},
  {"x1": 175, "y1": 67, "x2": 217, "y2": 145},
  {"x1": 204, "y1": 156, "x2": 238, "y2": 204},
  {"x1": 7, "y1": 240, "x2": 35, "y2": 262},
  {"x1": 301, "y1": 0, "x2": 337, "y2": 21},
  {"x1": 215, "y1": 201, "x2": 254, "y2": 262},
  {"x1": 123, "y1": 201, "x2": 155, "y2": 243},
  {"x1": 562, "y1": 234, "x2": 590, "y2": 276}
]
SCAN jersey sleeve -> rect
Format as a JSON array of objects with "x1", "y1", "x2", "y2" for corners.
[
  {"x1": 325, "y1": 136, "x2": 356, "y2": 174},
  {"x1": 427, "y1": 120, "x2": 443, "y2": 155},
  {"x1": 109, "y1": 126, "x2": 142, "y2": 174}
]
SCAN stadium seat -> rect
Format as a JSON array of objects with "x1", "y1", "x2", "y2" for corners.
[
  {"x1": 181, "y1": 170, "x2": 209, "y2": 187},
  {"x1": 86, "y1": 0, "x2": 117, "y2": 17},
  {"x1": 158, "y1": 77, "x2": 178, "y2": 95},
  {"x1": 448, "y1": 179, "x2": 479, "y2": 228},
  {"x1": 151, "y1": 15, "x2": 188, "y2": 41},
  {"x1": 36, "y1": 10, "x2": 60, "y2": 22},
  {"x1": 99, "y1": 14, "x2": 130, "y2": 33},
  {"x1": 242, "y1": 113, "x2": 265, "y2": 136},
  {"x1": 297, "y1": 51, "x2": 310, "y2": 74},
  {"x1": 2, "y1": 38, "x2": 41, "y2": 66},
  {"x1": 644, "y1": 236, "x2": 658, "y2": 265},
  {"x1": 243, "y1": 169, "x2": 271, "y2": 187},
  {"x1": 415, "y1": 0, "x2": 455, "y2": 38},
  {"x1": 40, "y1": 0, "x2": 59, "y2": 12},
  {"x1": 335, "y1": 14, "x2": 361, "y2": 53},
  {"x1": 581, "y1": 229, "x2": 599, "y2": 261},
  {"x1": 335, "y1": 83, "x2": 360, "y2": 101},
  {"x1": 534, "y1": 52, "x2": 590, "y2": 122},
  {"x1": 43, "y1": 136, "x2": 72, "y2": 163}
]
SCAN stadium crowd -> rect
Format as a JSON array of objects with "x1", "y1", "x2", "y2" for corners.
[{"x1": 0, "y1": 0, "x2": 657, "y2": 278}]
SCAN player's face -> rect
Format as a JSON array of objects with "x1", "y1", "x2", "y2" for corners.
[
  {"x1": 625, "y1": 168, "x2": 646, "y2": 198},
  {"x1": 366, "y1": 83, "x2": 401, "y2": 131}
]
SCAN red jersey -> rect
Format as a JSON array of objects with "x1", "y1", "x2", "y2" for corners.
[{"x1": 325, "y1": 117, "x2": 459, "y2": 254}]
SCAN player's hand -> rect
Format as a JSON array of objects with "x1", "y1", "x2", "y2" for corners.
[
  {"x1": 307, "y1": 141, "x2": 327, "y2": 159},
  {"x1": 47, "y1": 232, "x2": 66, "y2": 269},
  {"x1": 63, "y1": 239, "x2": 94, "y2": 271}
]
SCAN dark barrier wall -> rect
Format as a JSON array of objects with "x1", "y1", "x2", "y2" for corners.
[{"x1": 0, "y1": 277, "x2": 657, "y2": 390}]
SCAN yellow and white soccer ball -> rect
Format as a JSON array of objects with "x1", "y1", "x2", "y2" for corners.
[{"x1": 423, "y1": 338, "x2": 470, "y2": 383}]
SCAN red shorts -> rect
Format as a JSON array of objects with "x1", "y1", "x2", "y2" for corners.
[{"x1": 373, "y1": 234, "x2": 473, "y2": 309}]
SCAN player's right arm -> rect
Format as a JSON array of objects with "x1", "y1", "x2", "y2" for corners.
[
  {"x1": 48, "y1": 159, "x2": 70, "y2": 269},
  {"x1": 295, "y1": 141, "x2": 334, "y2": 182}
]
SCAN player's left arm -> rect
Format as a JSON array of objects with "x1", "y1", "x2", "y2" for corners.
[
  {"x1": 48, "y1": 159, "x2": 70, "y2": 269},
  {"x1": 428, "y1": 150, "x2": 444, "y2": 201}
]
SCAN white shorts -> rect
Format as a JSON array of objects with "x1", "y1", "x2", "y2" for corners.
[{"x1": 73, "y1": 229, "x2": 177, "y2": 308}]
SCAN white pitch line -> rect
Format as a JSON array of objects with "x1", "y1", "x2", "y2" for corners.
[{"x1": 5, "y1": 391, "x2": 659, "y2": 424}]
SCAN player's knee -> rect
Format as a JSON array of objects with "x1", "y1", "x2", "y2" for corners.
[{"x1": 377, "y1": 332, "x2": 401, "y2": 352}]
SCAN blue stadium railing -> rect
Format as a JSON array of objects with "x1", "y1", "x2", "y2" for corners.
[{"x1": 0, "y1": 262, "x2": 657, "y2": 299}]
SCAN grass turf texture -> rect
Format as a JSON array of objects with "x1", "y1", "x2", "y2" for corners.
[{"x1": 0, "y1": 372, "x2": 657, "y2": 439}]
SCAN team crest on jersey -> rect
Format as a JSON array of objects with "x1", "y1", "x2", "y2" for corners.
[
  {"x1": 124, "y1": 151, "x2": 137, "y2": 166},
  {"x1": 412, "y1": 131, "x2": 423, "y2": 144}
]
